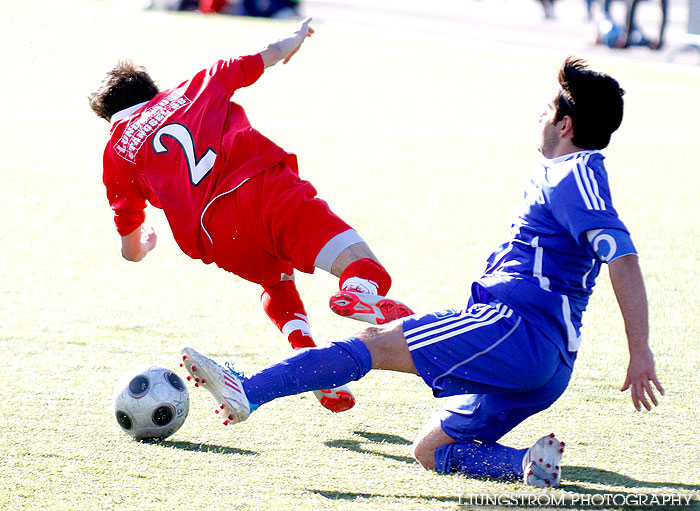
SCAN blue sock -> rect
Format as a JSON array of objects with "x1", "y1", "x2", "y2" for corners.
[
  {"x1": 242, "y1": 337, "x2": 372, "y2": 407},
  {"x1": 434, "y1": 442, "x2": 527, "y2": 480}
]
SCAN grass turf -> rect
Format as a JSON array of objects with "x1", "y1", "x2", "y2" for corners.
[{"x1": 1, "y1": 1, "x2": 699, "y2": 510}]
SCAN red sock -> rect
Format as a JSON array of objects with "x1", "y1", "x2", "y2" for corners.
[
  {"x1": 287, "y1": 330, "x2": 315, "y2": 350},
  {"x1": 261, "y1": 280, "x2": 316, "y2": 350},
  {"x1": 339, "y1": 258, "x2": 392, "y2": 296}
]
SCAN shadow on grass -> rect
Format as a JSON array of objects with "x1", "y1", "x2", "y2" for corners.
[
  {"x1": 308, "y1": 450, "x2": 700, "y2": 508},
  {"x1": 564, "y1": 465, "x2": 700, "y2": 493},
  {"x1": 353, "y1": 430, "x2": 413, "y2": 445},
  {"x1": 309, "y1": 489, "x2": 460, "y2": 505},
  {"x1": 152, "y1": 439, "x2": 258, "y2": 456},
  {"x1": 324, "y1": 430, "x2": 415, "y2": 465}
]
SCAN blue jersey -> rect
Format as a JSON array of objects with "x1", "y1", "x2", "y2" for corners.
[{"x1": 476, "y1": 150, "x2": 629, "y2": 367}]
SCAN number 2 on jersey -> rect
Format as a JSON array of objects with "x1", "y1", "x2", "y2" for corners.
[{"x1": 153, "y1": 123, "x2": 217, "y2": 186}]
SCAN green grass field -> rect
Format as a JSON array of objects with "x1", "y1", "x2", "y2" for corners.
[{"x1": 1, "y1": 1, "x2": 699, "y2": 510}]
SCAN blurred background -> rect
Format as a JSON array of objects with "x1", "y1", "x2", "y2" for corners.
[{"x1": 143, "y1": 0, "x2": 700, "y2": 65}]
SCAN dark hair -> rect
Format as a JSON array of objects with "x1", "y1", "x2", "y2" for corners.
[
  {"x1": 554, "y1": 56, "x2": 625, "y2": 150},
  {"x1": 88, "y1": 60, "x2": 159, "y2": 121}
]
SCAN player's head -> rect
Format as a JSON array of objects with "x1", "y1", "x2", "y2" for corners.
[
  {"x1": 554, "y1": 56, "x2": 625, "y2": 150},
  {"x1": 89, "y1": 60, "x2": 159, "y2": 121}
]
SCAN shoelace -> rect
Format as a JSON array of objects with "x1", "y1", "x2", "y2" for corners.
[
  {"x1": 223, "y1": 360, "x2": 258, "y2": 412},
  {"x1": 224, "y1": 361, "x2": 247, "y2": 381}
]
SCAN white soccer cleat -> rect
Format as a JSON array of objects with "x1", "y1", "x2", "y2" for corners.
[
  {"x1": 329, "y1": 290, "x2": 414, "y2": 325},
  {"x1": 180, "y1": 347, "x2": 253, "y2": 426},
  {"x1": 312, "y1": 385, "x2": 356, "y2": 413},
  {"x1": 522, "y1": 433, "x2": 565, "y2": 488}
]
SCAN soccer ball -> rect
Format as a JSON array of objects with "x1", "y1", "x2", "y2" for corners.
[{"x1": 113, "y1": 365, "x2": 189, "y2": 440}]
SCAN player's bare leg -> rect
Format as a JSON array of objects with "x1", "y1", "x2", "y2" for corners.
[
  {"x1": 328, "y1": 241, "x2": 378, "y2": 277},
  {"x1": 356, "y1": 320, "x2": 418, "y2": 373},
  {"x1": 412, "y1": 416, "x2": 456, "y2": 471}
]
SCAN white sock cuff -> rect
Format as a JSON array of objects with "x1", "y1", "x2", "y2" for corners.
[{"x1": 282, "y1": 316, "x2": 312, "y2": 337}]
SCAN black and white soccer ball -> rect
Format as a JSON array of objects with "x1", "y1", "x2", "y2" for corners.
[{"x1": 113, "y1": 365, "x2": 189, "y2": 440}]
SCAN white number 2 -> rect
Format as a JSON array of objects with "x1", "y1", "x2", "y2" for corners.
[{"x1": 152, "y1": 123, "x2": 217, "y2": 186}]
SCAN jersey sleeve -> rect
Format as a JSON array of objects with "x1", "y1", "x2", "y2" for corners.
[
  {"x1": 208, "y1": 54, "x2": 265, "y2": 94},
  {"x1": 550, "y1": 162, "x2": 628, "y2": 244},
  {"x1": 586, "y1": 228, "x2": 637, "y2": 263},
  {"x1": 102, "y1": 151, "x2": 147, "y2": 236}
]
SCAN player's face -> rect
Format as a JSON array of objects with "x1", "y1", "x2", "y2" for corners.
[{"x1": 538, "y1": 93, "x2": 559, "y2": 158}]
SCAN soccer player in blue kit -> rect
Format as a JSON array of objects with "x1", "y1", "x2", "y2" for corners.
[{"x1": 180, "y1": 56, "x2": 664, "y2": 487}]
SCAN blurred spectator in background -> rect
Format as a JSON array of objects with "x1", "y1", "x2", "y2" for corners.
[
  {"x1": 145, "y1": 0, "x2": 199, "y2": 10},
  {"x1": 199, "y1": 0, "x2": 300, "y2": 18},
  {"x1": 585, "y1": 0, "x2": 605, "y2": 21},
  {"x1": 145, "y1": 0, "x2": 300, "y2": 18},
  {"x1": 595, "y1": 0, "x2": 668, "y2": 49},
  {"x1": 538, "y1": 0, "x2": 556, "y2": 19}
]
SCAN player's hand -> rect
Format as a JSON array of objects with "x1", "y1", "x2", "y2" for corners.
[
  {"x1": 282, "y1": 17, "x2": 314, "y2": 64},
  {"x1": 620, "y1": 345, "x2": 664, "y2": 411},
  {"x1": 121, "y1": 225, "x2": 157, "y2": 262},
  {"x1": 260, "y1": 17, "x2": 314, "y2": 68}
]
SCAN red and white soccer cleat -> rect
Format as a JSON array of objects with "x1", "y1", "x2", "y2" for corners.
[
  {"x1": 180, "y1": 347, "x2": 254, "y2": 426},
  {"x1": 522, "y1": 433, "x2": 565, "y2": 488},
  {"x1": 329, "y1": 290, "x2": 414, "y2": 325},
  {"x1": 313, "y1": 385, "x2": 356, "y2": 413}
]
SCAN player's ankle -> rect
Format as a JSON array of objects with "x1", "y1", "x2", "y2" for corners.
[{"x1": 339, "y1": 258, "x2": 391, "y2": 295}]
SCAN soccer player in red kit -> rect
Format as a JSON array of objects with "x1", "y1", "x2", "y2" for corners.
[{"x1": 89, "y1": 18, "x2": 413, "y2": 414}]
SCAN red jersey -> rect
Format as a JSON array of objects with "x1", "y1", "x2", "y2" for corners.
[{"x1": 102, "y1": 54, "x2": 289, "y2": 263}]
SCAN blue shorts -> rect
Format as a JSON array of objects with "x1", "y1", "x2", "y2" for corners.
[{"x1": 402, "y1": 301, "x2": 572, "y2": 443}]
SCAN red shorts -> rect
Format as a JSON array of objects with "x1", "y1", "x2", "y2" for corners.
[{"x1": 205, "y1": 162, "x2": 353, "y2": 288}]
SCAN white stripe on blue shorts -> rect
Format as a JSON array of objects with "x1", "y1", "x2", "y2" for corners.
[{"x1": 405, "y1": 302, "x2": 514, "y2": 352}]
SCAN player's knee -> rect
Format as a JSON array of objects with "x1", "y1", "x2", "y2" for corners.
[
  {"x1": 411, "y1": 437, "x2": 437, "y2": 471},
  {"x1": 411, "y1": 416, "x2": 455, "y2": 472},
  {"x1": 359, "y1": 322, "x2": 415, "y2": 372},
  {"x1": 359, "y1": 325, "x2": 390, "y2": 363}
]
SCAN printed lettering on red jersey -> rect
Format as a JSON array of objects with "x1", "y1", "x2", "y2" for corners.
[{"x1": 113, "y1": 92, "x2": 192, "y2": 163}]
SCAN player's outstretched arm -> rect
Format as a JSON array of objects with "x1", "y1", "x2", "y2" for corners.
[
  {"x1": 259, "y1": 17, "x2": 314, "y2": 69},
  {"x1": 608, "y1": 254, "x2": 664, "y2": 410},
  {"x1": 121, "y1": 225, "x2": 157, "y2": 262}
]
